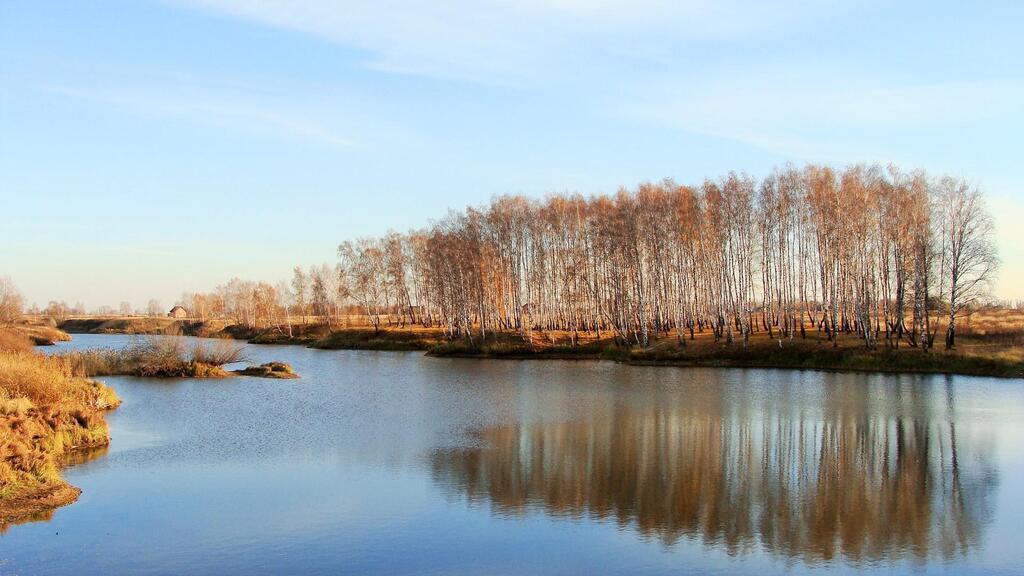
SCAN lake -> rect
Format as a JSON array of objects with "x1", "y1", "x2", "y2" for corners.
[{"x1": 3, "y1": 334, "x2": 1023, "y2": 575}]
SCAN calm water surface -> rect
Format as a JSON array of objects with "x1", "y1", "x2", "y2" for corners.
[{"x1": 3, "y1": 334, "x2": 1024, "y2": 575}]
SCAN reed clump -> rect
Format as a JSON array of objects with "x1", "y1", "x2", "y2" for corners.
[{"x1": 62, "y1": 338, "x2": 248, "y2": 378}]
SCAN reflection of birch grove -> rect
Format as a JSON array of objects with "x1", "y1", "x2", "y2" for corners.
[
  {"x1": 430, "y1": 378, "x2": 996, "y2": 563},
  {"x1": 180, "y1": 163, "x2": 998, "y2": 350}
]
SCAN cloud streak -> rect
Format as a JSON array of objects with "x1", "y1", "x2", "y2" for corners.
[
  {"x1": 167, "y1": 0, "x2": 839, "y2": 84},
  {"x1": 39, "y1": 80, "x2": 354, "y2": 149},
  {"x1": 620, "y1": 75, "x2": 1024, "y2": 161}
]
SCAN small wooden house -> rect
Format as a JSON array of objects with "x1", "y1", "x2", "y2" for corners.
[{"x1": 168, "y1": 305, "x2": 188, "y2": 319}]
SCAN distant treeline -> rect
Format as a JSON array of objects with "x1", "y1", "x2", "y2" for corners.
[{"x1": 176, "y1": 163, "x2": 997, "y2": 350}]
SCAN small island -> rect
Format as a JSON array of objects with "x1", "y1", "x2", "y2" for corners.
[
  {"x1": 233, "y1": 362, "x2": 299, "y2": 379},
  {"x1": 58, "y1": 337, "x2": 297, "y2": 380}
]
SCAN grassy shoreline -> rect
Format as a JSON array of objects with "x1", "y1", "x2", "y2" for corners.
[
  {"x1": 426, "y1": 339, "x2": 1024, "y2": 378},
  {"x1": 0, "y1": 328, "x2": 120, "y2": 530},
  {"x1": 57, "y1": 317, "x2": 1024, "y2": 379}
]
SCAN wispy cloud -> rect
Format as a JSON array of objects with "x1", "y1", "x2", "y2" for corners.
[
  {"x1": 620, "y1": 74, "x2": 1024, "y2": 161},
  {"x1": 166, "y1": 0, "x2": 840, "y2": 84},
  {"x1": 39, "y1": 80, "x2": 354, "y2": 149}
]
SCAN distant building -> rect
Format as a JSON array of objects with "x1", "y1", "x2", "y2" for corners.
[{"x1": 168, "y1": 305, "x2": 188, "y2": 319}]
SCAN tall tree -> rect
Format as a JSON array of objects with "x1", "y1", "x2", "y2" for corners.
[
  {"x1": 0, "y1": 277, "x2": 24, "y2": 324},
  {"x1": 291, "y1": 266, "x2": 309, "y2": 325},
  {"x1": 936, "y1": 177, "x2": 998, "y2": 348}
]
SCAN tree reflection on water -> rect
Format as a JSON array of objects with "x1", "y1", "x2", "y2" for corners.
[{"x1": 431, "y1": 377, "x2": 997, "y2": 564}]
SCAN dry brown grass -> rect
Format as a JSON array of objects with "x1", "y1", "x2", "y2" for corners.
[
  {"x1": 0, "y1": 328, "x2": 34, "y2": 353},
  {"x1": 0, "y1": 352, "x2": 75, "y2": 405},
  {"x1": 61, "y1": 337, "x2": 247, "y2": 378},
  {"x1": 957, "y1": 308, "x2": 1024, "y2": 336},
  {"x1": 7, "y1": 317, "x2": 72, "y2": 345},
  {"x1": 189, "y1": 339, "x2": 248, "y2": 366},
  {"x1": 0, "y1": 346, "x2": 120, "y2": 526}
]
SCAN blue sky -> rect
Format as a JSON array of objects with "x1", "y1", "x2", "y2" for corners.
[{"x1": 2, "y1": 0, "x2": 1023, "y2": 308}]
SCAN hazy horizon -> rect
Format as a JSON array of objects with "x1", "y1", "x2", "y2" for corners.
[{"x1": 3, "y1": 1, "x2": 1023, "y2": 309}]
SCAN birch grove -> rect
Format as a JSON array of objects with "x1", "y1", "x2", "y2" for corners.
[{"x1": 178, "y1": 163, "x2": 998, "y2": 350}]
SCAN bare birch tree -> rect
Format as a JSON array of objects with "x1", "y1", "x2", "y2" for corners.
[{"x1": 936, "y1": 177, "x2": 998, "y2": 348}]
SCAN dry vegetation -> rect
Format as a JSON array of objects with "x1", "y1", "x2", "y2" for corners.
[
  {"x1": 0, "y1": 329, "x2": 120, "y2": 529},
  {"x1": 0, "y1": 329, "x2": 34, "y2": 355},
  {"x1": 55, "y1": 316, "x2": 227, "y2": 337},
  {"x1": 3, "y1": 316, "x2": 71, "y2": 346},
  {"x1": 61, "y1": 338, "x2": 248, "y2": 379}
]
